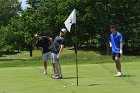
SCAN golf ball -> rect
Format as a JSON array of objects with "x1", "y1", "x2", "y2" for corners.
[{"x1": 63, "y1": 86, "x2": 66, "y2": 88}]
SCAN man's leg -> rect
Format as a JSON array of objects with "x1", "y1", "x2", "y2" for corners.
[
  {"x1": 44, "y1": 61, "x2": 47, "y2": 70},
  {"x1": 43, "y1": 61, "x2": 47, "y2": 74},
  {"x1": 43, "y1": 53, "x2": 48, "y2": 74},
  {"x1": 57, "y1": 63, "x2": 62, "y2": 77},
  {"x1": 54, "y1": 63, "x2": 62, "y2": 79},
  {"x1": 115, "y1": 57, "x2": 121, "y2": 72},
  {"x1": 51, "y1": 53, "x2": 62, "y2": 79},
  {"x1": 114, "y1": 55, "x2": 122, "y2": 76},
  {"x1": 52, "y1": 63, "x2": 57, "y2": 75}
]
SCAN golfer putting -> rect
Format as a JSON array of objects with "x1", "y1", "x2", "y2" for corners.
[{"x1": 50, "y1": 28, "x2": 67, "y2": 79}]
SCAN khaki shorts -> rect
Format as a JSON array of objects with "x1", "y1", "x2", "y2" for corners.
[
  {"x1": 43, "y1": 52, "x2": 51, "y2": 62},
  {"x1": 51, "y1": 53, "x2": 59, "y2": 63}
]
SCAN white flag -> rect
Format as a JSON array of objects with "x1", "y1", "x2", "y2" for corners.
[{"x1": 64, "y1": 9, "x2": 76, "y2": 32}]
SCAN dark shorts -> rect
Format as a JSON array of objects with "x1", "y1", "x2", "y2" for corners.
[{"x1": 112, "y1": 53, "x2": 121, "y2": 60}]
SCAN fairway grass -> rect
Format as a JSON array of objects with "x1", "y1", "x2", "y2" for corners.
[{"x1": 0, "y1": 62, "x2": 139, "y2": 93}]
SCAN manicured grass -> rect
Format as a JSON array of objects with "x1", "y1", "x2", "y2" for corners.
[
  {"x1": 0, "y1": 62, "x2": 140, "y2": 93},
  {"x1": 0, "y1": 48, "x2": 140, "y2": 93}
]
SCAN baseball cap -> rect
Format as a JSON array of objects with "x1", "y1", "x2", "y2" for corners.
[{"x1": 61, "y1": 28, "x2": 67, "y2": 33}]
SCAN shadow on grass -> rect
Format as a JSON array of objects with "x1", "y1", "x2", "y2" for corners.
[
  {"x1": 0, "y1": 58, "x2": 28, "y2": 61},
  {"x1": 88, "y1": 84, "x2": 101, "y2": 86},
  {"x1": 63, "y1": 77, "x2": 83, "y2": 79},
  {"x1": 121, "y1": 74, "x2": 136, "y2": 77}
]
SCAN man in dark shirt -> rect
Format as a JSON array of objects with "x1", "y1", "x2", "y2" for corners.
[
  {"x1": 35, "y1": 33, "x2": 52, "y2": 74},
  {"x1": 51, "y1": 28, "x2": 67, "y2": 79}
]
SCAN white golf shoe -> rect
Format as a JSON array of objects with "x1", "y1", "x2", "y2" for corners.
[
  {"x1": 114, "y1": 72, "x2": 123, "y2": 77},
  {"x1": 43, "y1": 70, "x2": 47, "y2": 75}
]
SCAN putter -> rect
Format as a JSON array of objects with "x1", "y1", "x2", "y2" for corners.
[{"x1": 122, "y1": 55, "x2": 130, "y2": 77}]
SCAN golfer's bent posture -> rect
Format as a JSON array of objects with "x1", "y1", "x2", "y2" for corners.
[
  {"x1": 35, "y1": 33, "x2": 52, "y2": 75},
  {"x1": 51, "y1": 28, "x2": 67, "y2": 79},
  {"x1": 109, "y1": 25, "x2": 123, "y2": 77}
]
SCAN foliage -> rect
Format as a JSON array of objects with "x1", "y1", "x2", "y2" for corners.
[
  {"x1": 0, "y1": 0, "x2": 21, "y2": 54},
  {"x1": 0, "y1": 0, "x2": 21, "y2": 26},
  {"x1": 0, "y1": 0, "x2": 139, "y2": 55}
]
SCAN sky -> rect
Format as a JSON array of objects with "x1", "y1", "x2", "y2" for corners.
[{"x1": 20, "y1": 0, "x2": 30, "y2": 10}]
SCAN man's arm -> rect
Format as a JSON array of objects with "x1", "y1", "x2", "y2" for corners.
[
  {"x1": 59, "y1": 45, "x2": 64, "y2": 54},
  {"x1": 57, "y1": 44, "x2": 64, "y2": 58},
  {"x1": 35, "y1": 41, "x2": 42, "y2": 50},
  {"x1": 48, "y1": 37, "x2": 52, "y2": 46},
  {"x1": 109, "y1": 36, "x2": 112, "y2": 48},
  {"x1": 120, "y1": 42, "x2": 123, "y2": 50},
  {"x1": 120, "y1": 34, "x2": 123, "y2": 55},
  {"x1": 120, "y1": 42, "x2": 123, "y2": 55}
]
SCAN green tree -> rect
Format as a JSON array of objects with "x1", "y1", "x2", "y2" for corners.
[
  {"x1": 0, "y1": 0, "x2": 21, "y2": 56},
  {"x1": 0, "y1": 0, "x2": 139, "y2": 56},
  {"x1": 0, "y1": 0, "x2": 21, "y2": 26}
]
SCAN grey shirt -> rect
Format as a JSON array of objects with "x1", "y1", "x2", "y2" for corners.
[{"x1": 51, "y1": 36, "x2": 65, "y2": 54}]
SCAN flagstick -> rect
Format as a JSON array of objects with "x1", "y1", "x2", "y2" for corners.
[
  {"x1": 73, "y1": 24, "x2": 78, "y2": 86},
  {"x1": 64, "y1": 0, "x2": 78, "y2": 86},
  {"x1": 74, "y1": 0, "x2": 78, "y2": 86},
  {"x1": 74, "y1": 23, "x2": 78, "y2": 86},
  {"x1": 75, "y1": 48, "x2": 78, "y2": 86}
]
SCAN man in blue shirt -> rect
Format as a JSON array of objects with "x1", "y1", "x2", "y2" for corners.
[{"x1": 109, "y1": 25, "x2": 123, "y2": 77}]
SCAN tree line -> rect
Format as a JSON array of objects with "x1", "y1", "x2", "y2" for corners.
[{"x1": 0, "y1": 0, "x2": 139, "y2": 56}]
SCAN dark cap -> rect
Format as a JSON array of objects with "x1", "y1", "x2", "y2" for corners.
[{"x1": 110, "y1": 25, "x2": 116, "y2": 28}]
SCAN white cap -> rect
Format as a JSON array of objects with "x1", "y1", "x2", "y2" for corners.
[
  {"x1": 34, "y1": 34, "x2": 39, "y2": 37},
  {"x1": 61, "y1": 28, "x2": 67, "y2": 33}
]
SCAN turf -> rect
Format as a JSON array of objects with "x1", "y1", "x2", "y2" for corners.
[
  {"x1": 0, "y1": 48, "x2": 140, "y2": 93},
  {"x1": 0, "y1": 62, "x2": 139, "y2": 93}
]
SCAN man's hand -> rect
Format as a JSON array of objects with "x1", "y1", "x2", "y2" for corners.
[
  {"x1": 109, "y1": 42, "x2": 112, "y2": 47},
  {"x1": 57, "y1": 54, "x2": 60, "y2": 59},
  {"x1": 120, "y1": 49, "x2": 123, "y2": 56}
]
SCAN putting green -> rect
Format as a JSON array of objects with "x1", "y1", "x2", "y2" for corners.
[{"x1": 0, "y1": 62, "x2": 139, "y2": 93}]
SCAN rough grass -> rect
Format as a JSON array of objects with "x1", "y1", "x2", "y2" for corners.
[{"x1": 0, "y1": 48, "x2": 140, "y2": 68}]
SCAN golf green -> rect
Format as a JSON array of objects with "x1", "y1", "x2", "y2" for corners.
[{"x1": 0, "y1": 62, "x2": 139, "y2": 93}]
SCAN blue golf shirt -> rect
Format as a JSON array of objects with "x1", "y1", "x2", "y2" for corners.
[{"x1": 109, "y1": 31, "x2": 123, "y2": 54}]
